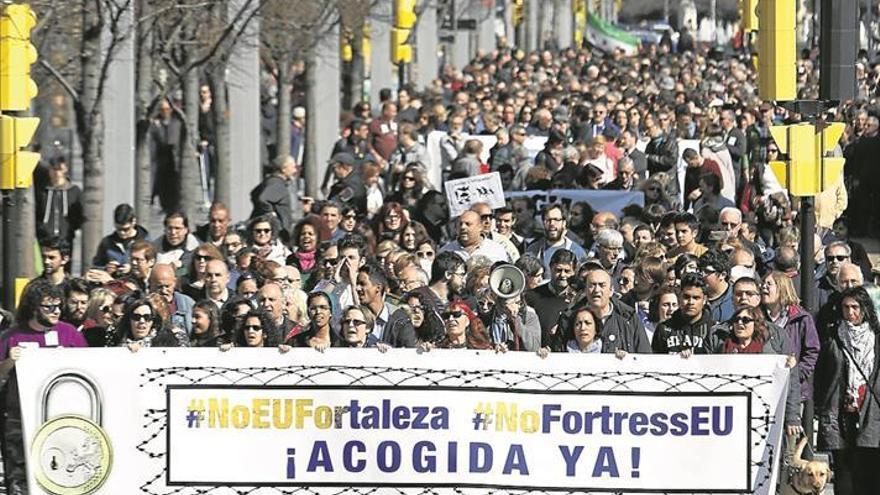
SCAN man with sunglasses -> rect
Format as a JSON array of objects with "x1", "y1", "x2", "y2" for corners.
[
  {"x1": 0, "y1": 280, "x2": 87, "y2": 495},
  {"x1": 817, "y1": 242, "x2": 854, "y2": 310}
]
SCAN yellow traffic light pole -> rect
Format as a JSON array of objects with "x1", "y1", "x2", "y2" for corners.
[
  {"x1": 756, "y1": 0, "x2": 850, "y2": 313},
  {"x1": 0, "y1": 4, "x2": 41, "y2": 309}
]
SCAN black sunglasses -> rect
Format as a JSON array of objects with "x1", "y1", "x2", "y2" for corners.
[
  {"x1": 732, "y1": 316, "x2": 754, "y2": 325},
  {"x1": 442, "y1": 310, "x2": 465, "y2": 320},
  {"x1": 244, "y1": 324, "x2": 263, "y2": 332},
  {"x1": 131, "y1": 313, "x2": 152, "y2": 322}
]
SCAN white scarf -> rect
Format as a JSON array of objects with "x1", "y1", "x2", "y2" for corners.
[
  {"x1": 566, "y1": 339, "x2": 603, "y2": 354},
  {"x1": 842, "y1": 320, "x2": 876, "y2": 410}
]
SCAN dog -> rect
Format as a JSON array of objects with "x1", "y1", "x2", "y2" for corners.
[{"x1": 781, "y1": 436, "x2": 831, "y2": 495}]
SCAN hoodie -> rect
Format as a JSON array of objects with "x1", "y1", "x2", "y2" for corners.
[
  {"x1": 35, "y1": 181, "x2": 84, "y2": 242},
  {"x1": 652, "y1": 309, "x2": 715, "y2": 354}
]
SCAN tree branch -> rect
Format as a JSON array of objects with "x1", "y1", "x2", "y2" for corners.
[{"x1": 39, "y1": 59, "x2": 80, "y2": 104}]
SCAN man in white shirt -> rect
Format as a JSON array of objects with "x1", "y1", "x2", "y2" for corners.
[{"x1": 439, "y1": 210, "x2": 510, "y2": 264}]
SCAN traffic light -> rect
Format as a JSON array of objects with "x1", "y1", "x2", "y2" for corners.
[
  {"x1": 392, "y1": 0, "x2": 416, "y2": 64},
  {"x1": 740, "y1": 0, "x2": 758, "y2": 32},
  {"x1": 0, "y1": 4, "x2": 38, "y2": 111},
  {"x1": 768, "y1": 122, "x2": 846, "y2": 197},
  {"x1": 757, "y1": 0, "x2": 796, "y2": 101},
  {"x1": 573, "y1": 0, "x2": 587, "y2": 46},
  {"x1": 0, "y1": 114, "x2": 40, "y2": 189},
  {"x1": 513, "y1": 0, "x2": 524, "y2": 27},
  {"x1": 341, "y1": 28, "x2": 353, "y2": 62}
]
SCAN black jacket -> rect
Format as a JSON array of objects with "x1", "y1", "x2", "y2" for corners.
[
  {"x1": 382, "y1": 305, "x2": 418, "y2": 348},
  {"x1": 558, "y1": 299, "x2": 652, "y2": 354},
  {"x1": 644, "y1": 132, "x2": 679, "y2": 195},
  {"x1": 251, "y1": 175, "x2": 294, "y2": 238},
  {"x1": 652, "y1": 309, "x2": 715, "y2": 354},
  {"x1": 328, "y1": 171, "x2": 368, "y2": 215}
]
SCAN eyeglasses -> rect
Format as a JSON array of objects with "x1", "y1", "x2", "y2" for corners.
[
  {"x1": 131, "y1": 313, "x2": 153, "y2": 322},
  {"x1": 195, "y1": 254, "x2": 212, "y2": 261},
  {"x1": 40, "y1": 303, "x2": 62, "y2": 313},
  {"x1": 243, "y1": 325, "x2": 263, "y2": 332},
  {"x1": 100, "y1": 305, "x2": 112, "y2": 314},
  {"x1": 827, "y1": 255, "x2": 849, "y2": 262},
  {"x1": 735, "y1": 290, "x2": 760, "y2": 298},
  {"x1": 442, "y1": 310, "x2": 465, "y2": 320},
  {"x1": 322, "y1": 258, "x2": 339, "y2": 266},
  {"x1": 253, "y1": 228, "x2": 272, "y2": 234},
  {"x1": 344, "y1": 214, "x2": 357, "y2": 220},
  {"x1": 480, "y1": 214, "x2": 493, "y2": 221},
  {"x1": 409, "y1": 305, "x2": 425, "y2": 313},
  {"x1": 732, "y1": 316, "x2": 755, "y2": 325},
  {"x1": 342, "y1": 318, "x2": 366, "y2": 326},
  {"x1": 403, "y1": 176, "x2": 416, "y2": 182},
  {"x1": 417, "y1": 251, "x2": 435, "y2": 258}
]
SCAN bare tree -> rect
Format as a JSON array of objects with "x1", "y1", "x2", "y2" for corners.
[
  {"x1": 33, "y1": 0, "x2": 136, "y2": 268},
  {"x1": 150, "y1": 0, "x2": 260, "y2": 217}
]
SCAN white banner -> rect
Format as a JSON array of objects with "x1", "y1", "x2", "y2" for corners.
[
  {"x1": 445, "y1": 172, "x2": 506, "y2": 217},
  {"x1": 16, "y1": 349, "x2": 790, "y2": 494}
]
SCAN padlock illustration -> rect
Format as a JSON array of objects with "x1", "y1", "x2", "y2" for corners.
[{"x1": 30, "y1": 372, "x2": 112, "y2": 495}]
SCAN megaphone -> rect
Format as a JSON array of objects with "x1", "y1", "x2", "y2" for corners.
[{"x1": 489, "y1": 264, "x2": 526, "y2": 299}]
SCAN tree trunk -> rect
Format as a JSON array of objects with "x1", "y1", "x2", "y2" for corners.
[
  {"x1": 12, "y1": 187, "x2": 36, "y2": 281},
  {"x1": 303, "y1": 50, "x2": 320, "y2": 197},
  {"x1": 275, "y1": 52, "x2": 292, "y2": 159},
  {"x1": 351, "y1": 23, "x2": 365, "y2": 104},
  {"x1": 209, "y1": 67, "x2": 231, "y2": 207},
  {"x1": 78, "y1": 1, "x2": 105, "y2": 268},
  {"x1": 134, "y1": 0, "x2": 153, "y2": 227},
  {"x1": 179, "y1": 68, "x2": 203, "y2": 217}
]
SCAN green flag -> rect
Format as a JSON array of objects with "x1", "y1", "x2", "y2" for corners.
[{"x1": 585, "y1": 13, "x2": 640, "y2": 56}]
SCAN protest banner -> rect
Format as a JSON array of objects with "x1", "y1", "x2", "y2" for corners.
[
  {"x1": 16, "y1": 349, "x2": 789, "y2": 494},
  {"x1": 445, "y1": 172, "x2": 506, "y2": 217},
  {"x1": 507, "y1": 189, "x2": 644, "y2": 218}
]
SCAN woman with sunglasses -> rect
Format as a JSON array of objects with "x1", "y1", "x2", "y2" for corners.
[
  {"x1": 388, "y1": 164, "x2": 429, "y2": 211},
  {"x1": 404, "y1": 290, "x2": 446, "y2": 343},
  {"x1": 179, "y1": 243, "x2": 223, "y2": 301},
  {"x1": 118, "y1": 298, "x2": 188, "y2": 352},
  {"x1": 421, "y1": 301, "x2": 492, "y2": 351},
  {"x1": 223, "y1": 308, "x2": 280, "y2": 350},
  {"x1": 248, "y1": 215, "x2": 289, "y2": 265},
  {"x1": 718, "y1": 307, "x2": 772, "y2": 354},
  {"x1": 336, "y1": 305, "x2": 390, "y2": 351}
]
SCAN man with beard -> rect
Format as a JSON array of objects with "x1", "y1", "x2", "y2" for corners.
[
  {"x1": 524, "y1": 249, "x2": 578, "y2": 343},
  {"x1": 652, "y1": 274, "x2": 715, "y2": 355},
  {"x1": 0, "y1": 280, "x2": 88, "y2": 494},
  {"x1": 428, "y1": 252, "x2": 467, "y2": 309},
  {"x1": 439, "y1": 210, "x2": 509, "y2": 264},
  {"x1": 149, "y1": 264, "x2": 194, "y2": 334},
  {"x1": 38, "y1": 237, "x2": 71, "y2": 288},
  {"x1": 525, "y1": 203, "x2": 586, "y2": 274},
  {"x1": 62, "y1": 279, "x2": 90, "y2": 330},
  {"x1": 153, "y1": 211, "x2": 200, "y2": 271}
]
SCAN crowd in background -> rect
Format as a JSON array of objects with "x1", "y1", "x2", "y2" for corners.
[{"x1": 6, "y1": 31, "x2": 880, "y2": 495}]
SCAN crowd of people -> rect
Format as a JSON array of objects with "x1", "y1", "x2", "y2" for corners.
[{"x1": 7, "y1": 29, "x2": 880, "y2": 495}]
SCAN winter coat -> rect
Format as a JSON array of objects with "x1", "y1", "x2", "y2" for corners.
[
  {"x1": 559, "y1": 300, "x2": 651, "y2": 354},
  {"x1": 815, "y1": 321, "x2": 880, "y2": 450},
  {"x1": 92, "y1": 225, "x2": 150, "y2": 268},
  {"x1": 251, "y1": 174, "x2": 294, "y2": 239},
  {"x1": 782, "y1": 305, "x2": 821, "y2": 401}
]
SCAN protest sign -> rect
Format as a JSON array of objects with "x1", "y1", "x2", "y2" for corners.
[
  {"x1": 445, "y1": 172, "x2": 506, "y2": 217},
  {"x1": 17, "y1": 349, "x2": 789, "y2": 494}
]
